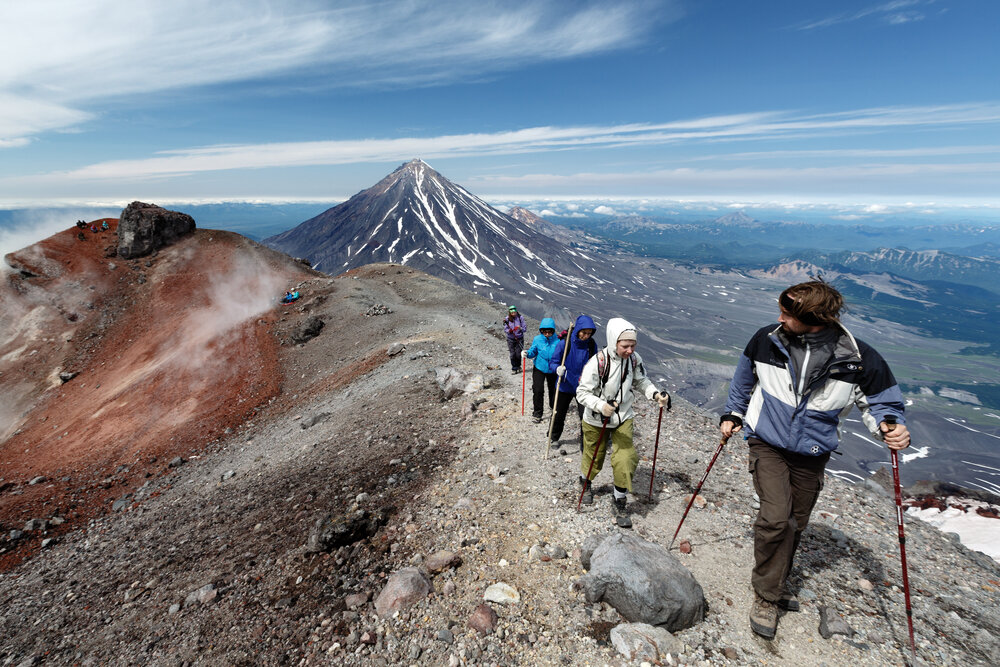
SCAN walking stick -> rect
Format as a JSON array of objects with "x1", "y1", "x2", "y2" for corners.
[
  {"x1": 521, "y1": 355, "x2": 526, "y2": 416},
  {"x1": 886, "y1": 416, "x2": 917, "y2": 663},
  {"x1": 577, "y1": 414, "x2": 612, "y2": 512},
  {"x1": 544, "y1": 323, "x2": 575, "y2": 460},
  {"x1": 647, "y1": 406, "x2": 664, "y2": 501},
  {"x1": 669, "y1": 434, "x2": 730, "y2": 549}
]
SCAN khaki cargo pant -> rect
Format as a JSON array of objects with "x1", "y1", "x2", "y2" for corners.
[
  {"x1": 748, "y1": 438, "x2": 830, "y2": 601},
  {"x1": 581, "y1": 418, "x2": 637, "y2": 491}
]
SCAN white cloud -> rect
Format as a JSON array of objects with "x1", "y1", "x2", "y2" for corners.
[
  {"x1": 13, "y1": 102, "x2": 1000, "y2": 185},
  {"x1": 792, "y1": 0, "x2": 929, "y2": 30},
  {"x1": 593, "y1": 205, "x2": 617, "y2": 215},
  {"x1": 0, "y1": 0, "x2": 676, "y2": 145}
]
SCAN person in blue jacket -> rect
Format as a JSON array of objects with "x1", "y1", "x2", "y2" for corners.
[
  {"x1": 522, "y1": 317, "x2": 560, "y2": 423},
  {"x1": 548, "y1": 314, "x2": 598, "y2": 450}
]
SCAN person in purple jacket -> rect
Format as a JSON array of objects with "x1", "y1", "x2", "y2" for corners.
[
  {"x1": 548, "y1": 314, "x2": 598, "y2": 451},
  {"x1": 503, "y1": 305, "x2": 526, "y2": 374}
]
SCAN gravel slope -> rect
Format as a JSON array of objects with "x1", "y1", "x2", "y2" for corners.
[{"x1": 1, "y1": 262, "x2": 998, "y2": 666}]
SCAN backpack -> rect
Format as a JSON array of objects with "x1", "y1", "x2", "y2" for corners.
[{"x1": 596, "y1": 348, "x2": 636, "y2": 391}]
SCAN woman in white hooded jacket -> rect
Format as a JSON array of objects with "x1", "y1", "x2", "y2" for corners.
[{"x1": 576, "y1": 317, "x2": 671, "y2": 527}]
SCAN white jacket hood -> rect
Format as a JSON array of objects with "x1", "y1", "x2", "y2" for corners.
[{"x1": 605, "y1": 317, "x2": 637, "y2": 355}]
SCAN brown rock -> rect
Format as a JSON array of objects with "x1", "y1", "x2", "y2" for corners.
[
  {"x1": 679, "y1": 540, "x2": 692, "y2": 554},
  {"x1": 425, "y1": 550, "x2": 462, "y2": 574},
  {"x1": 468, "y1": 603, "x2": 498, "y2": 635},
  {"x1": 374, "y1": 567, "x2": 430, "y2": 616}
]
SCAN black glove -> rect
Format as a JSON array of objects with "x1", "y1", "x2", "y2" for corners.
[{"x1": 720, "y1": 414, "x2": 743, "y2": 428}]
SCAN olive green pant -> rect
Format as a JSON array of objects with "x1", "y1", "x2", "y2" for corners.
[
  {"x1": 748, "y1": 439, "x2": 830, "y2": 601},
  {"x1": 580, "y1": 418, "x2": 638, "y2": 492}
]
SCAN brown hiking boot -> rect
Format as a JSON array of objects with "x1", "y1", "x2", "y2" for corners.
[
  {"x1": 778, "y1": 590, "x2": 800, "y2": 612},
  {"x1": 750, "y1": 591, "x2": 778, "y2": 639}
]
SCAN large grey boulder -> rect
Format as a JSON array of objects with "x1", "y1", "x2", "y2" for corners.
[
  {"x1": 575, "y1": 532, "x2": 705, "y2": 632},
  {"x1": 117, "y1": 201, "x2": 196, "y2": 259}
]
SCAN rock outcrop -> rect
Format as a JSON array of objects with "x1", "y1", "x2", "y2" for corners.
[{"x1": 117, "y1": 201, "x2": 196, "y2": 259}]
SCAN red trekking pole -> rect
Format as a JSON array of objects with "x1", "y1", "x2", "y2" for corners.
[
  {"x1": 647, "y1": 406, "x2": 664, "y2": 501},
  {"x1": 521, "y1": 355, "x2": 526, "y2": 416},
  {"x1": 886, "y1": 416, "x2": 917, "y2": 663},
  {"x1": 669, "y1": 434, "x2": 730, "y2": 549},
  {"x1": 577, "y1": 413, "x2": 613, "y2": 512}
]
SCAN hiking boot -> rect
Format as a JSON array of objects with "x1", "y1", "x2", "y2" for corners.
[
  {"x1": 777, "y1": 590, "x2": 800, "y2": 612},
  {"x1": 511, "y1": 368, "x2": 520, "y2": 375},
  {"x1": 579, "y1": 478, "x2": 593, "y2": 505},
  {"x1": 750, "y1": 592, "x2": 778, "y2": 639},
  {"x1": 612, "y1": 496, "x2": 632, "y2": 528},
  {"x1": 531, "y1": 414, "x2": 543, "y2": 424}
]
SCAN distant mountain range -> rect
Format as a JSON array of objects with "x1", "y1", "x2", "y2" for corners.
[
  {"x1": 586, "y1": 211, "x2": 1000, "y2": 269},
  {"x1": 797, "y1": 247, "x2": 1000, "y2": 292},
  {"x1": 265, "y1": 160, "x2": 608, "y2": 306}
]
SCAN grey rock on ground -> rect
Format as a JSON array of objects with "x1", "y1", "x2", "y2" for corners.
[{"x1": 576, "y1": 531, "x2": 705, "y2": 632}]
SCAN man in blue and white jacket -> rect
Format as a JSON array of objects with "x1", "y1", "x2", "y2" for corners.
[{"x1": 720, "y1": 280, "x2": 910, "y2": 640}]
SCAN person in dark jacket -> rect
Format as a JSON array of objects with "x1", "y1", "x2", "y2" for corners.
[
  {"x1": 720, "y1": 280, "x2": 910, "y2": 640},
  {"x1": 523, "y1": 317, "x2": 560, "y2": 423},
  {"x1": 503, "y1": 305, "x2": 526, "y2": 374},
  {"x1": 548, "y1": 314, "x2": 598, "y2": 450}
]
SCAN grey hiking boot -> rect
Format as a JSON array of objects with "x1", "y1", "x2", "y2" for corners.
[
  {"x1": 612, "y1": 496, "x2": 632, "y2": 528},
  {"x1": 750, "y1": 591, "x2": 778, "y2": 639},
  {"x1": 579, "y1": 478, "x2": 593, "y2": 505},
  {"x1": 778, "y1": 590, "x2": 800, "y2": 612}
]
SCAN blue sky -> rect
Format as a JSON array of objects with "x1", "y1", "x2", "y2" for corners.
[{"x1": 2, "y1": 0, "x2": 999, "y2": 209}]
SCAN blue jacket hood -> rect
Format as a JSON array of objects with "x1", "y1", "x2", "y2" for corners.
[
  {"x1": 539, "y1": 317, "x2": 556, "y2": 331},
  {"x1": 574, "y1": 314, "x2": 596, "y2": 334}
]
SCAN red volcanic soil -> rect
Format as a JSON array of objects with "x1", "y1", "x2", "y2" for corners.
[{"x1": 0, "y1": 221, "x2": 315, "y2": 569}]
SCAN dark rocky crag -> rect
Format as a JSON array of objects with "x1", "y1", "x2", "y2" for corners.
[{"x1": 117, "y1": 201, "x2": 196, "y2": 259}]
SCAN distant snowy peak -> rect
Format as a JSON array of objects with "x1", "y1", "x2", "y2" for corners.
[
  {"x1": 713, "y1": 211, "x2": 756, "y2": 225},
  {"x1": 265, "y1": 159, "x2": 597, "y2": 303}
]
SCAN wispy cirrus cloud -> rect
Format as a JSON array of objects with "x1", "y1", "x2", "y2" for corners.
[
  {"x1": 0, "y1": 0, "x2": 677, "y2": 146},
  {"x1": 790, "y1": 0, "x2": 931, "y2": 30},
  {"x1": 16, "y1": 102, "x2": 1000, "y2": 183},
  {"x1": 468, "y1": 161, "x2": 1000, "y2": 201}
]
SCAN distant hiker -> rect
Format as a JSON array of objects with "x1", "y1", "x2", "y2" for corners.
[
  {"x1": 101, "y1": 220, "x2": 109, "y2": 231},
  {"x1": 75, "y1": 220, "x2": 87, "y2": 230},
  {"x1": 90, "y1": 225, "x2": 98, "y2": 233},
  {"x1": 548, "y1": 315, "x2": 598, "y2": 450},
  {"x1": 720, "y1": 280, "x2": 909, "y2": 640},
  {"x1": 504, "y1": 305, "x2": 526, "y2": 374},
  {"x1": 522, "y1": 317, "x2": 559, "y2": 423},
  {"x1": 576, "y1": 317, "x2": 671, "y2": 528}
]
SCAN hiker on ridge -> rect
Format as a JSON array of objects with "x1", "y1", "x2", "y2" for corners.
[
  {"x1": 503, "y1": 305, "x2": 526, "y2": 375},
  {"x1": 548, "y1": 315, "x2": 598, "y2": 451},
  {"x1": 576, "y1": 317, "x2": 671, "y2": 528},
  {"x1": 522, "y1": 317, "x2": 560, "y2": 424},
  {"x1": 720, "y1": 280, "x2": 909, "y2": 641}
]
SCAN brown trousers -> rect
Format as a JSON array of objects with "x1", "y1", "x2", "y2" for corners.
[{"x1": 748, "y1": 439, "x2": 830, "y2": 601}]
